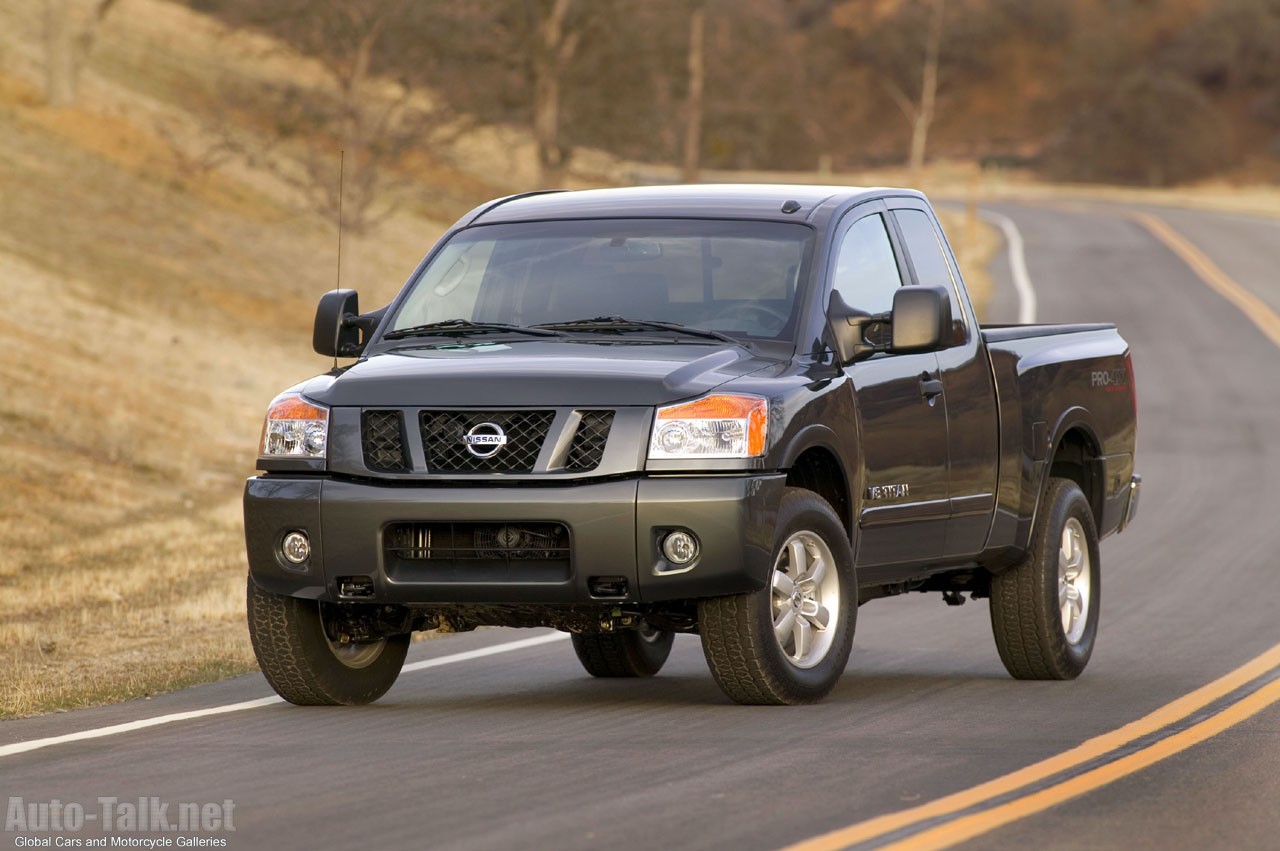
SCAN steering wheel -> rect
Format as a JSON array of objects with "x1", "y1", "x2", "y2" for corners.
[{"x1": 719, "y1": 303, "x2": 789, "y2": 331}]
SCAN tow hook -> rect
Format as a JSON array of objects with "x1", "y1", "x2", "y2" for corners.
[
  {"x1": 942, "y1": 591, "x2": 967, "y2": 607},
  {"x1": 599, "y1": 608, "x2": 639, "y2": 632}
]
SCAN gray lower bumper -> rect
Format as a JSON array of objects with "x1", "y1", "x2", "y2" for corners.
[{"x1": 244, "y1": 473, "x2": 786, "y2": 605}]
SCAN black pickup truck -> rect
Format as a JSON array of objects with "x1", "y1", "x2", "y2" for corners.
[{"x1": 244, "y1": 185, "x2": 1139, "y2": 706}]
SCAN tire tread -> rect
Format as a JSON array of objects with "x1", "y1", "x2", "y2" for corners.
[
  {"x1": 990, "y1": 478, "x2": 1098, "y2": 680},
  {"x1": 247, "y1": 577, "x2": 408, "y2": 705},
  {"x1": 247, "y1": 578, "x2": 331, "y2": 705},
  {"x1": 571, "y1": 630, "x2": 673, "y2": 678}
]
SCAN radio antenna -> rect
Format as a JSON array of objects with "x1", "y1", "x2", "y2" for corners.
[{"x1": 332, "y1": 149, "x2": 345, "y2": 370}]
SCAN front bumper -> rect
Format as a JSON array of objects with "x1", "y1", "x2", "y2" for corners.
[{"x1": 244, "y1": 473, "x2": 786, "y2": 605}]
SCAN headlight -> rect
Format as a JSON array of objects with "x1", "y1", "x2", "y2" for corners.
[
  {"x1": 259, "y1": 392, "x2": 329, "y2": 459},
  {"x1": 649, "y1": 394, "x2": 768, "y2": 459}
]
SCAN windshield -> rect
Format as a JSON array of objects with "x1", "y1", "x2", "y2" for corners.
[{"x1": 388, "y1": 219, "x2": 815, "y2": 342}]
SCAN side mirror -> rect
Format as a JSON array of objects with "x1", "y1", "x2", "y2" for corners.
[
  {"x1": 890, "y1": 286, "x2": 951, "y2": 353},
  {"x1": 313, "y1": 289, "x2": 362, "y2": 357}
]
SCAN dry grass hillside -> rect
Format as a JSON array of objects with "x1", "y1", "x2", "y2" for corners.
[{"x1": 0, "y1": 0, "x2": 506, "y2": 717}]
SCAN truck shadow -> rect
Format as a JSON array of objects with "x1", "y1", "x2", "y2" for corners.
[{"x1": 348, "y1": 667, "x2": 1026, "y2": 712}]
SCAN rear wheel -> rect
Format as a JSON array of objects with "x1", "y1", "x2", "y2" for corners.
[
  {"x1": 247, "y1": 577, "x2": 410, "y2": 705},
  {"x1": 989, "y1": 478, "x2": 1100, "y2": 679},
  {"x1": 571, "y1": 625, "x2": 675, "y2": 677},
  {"x1": 698, "y1": 488, "x2": 856, "y2": 705}
]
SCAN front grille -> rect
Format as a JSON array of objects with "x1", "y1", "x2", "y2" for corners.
[
  {"x1": 385, "y1": 522, "x2": 569, "y2": 563},
  {"x1": 362, "y1": 410, "x2": 409, "y2": 472},
  {"x1": 420, "y1": 410, "x2": 554, "y2": 473},
  {"x1": 565, "y1": 411, "x2": 613, "y2": 471}
]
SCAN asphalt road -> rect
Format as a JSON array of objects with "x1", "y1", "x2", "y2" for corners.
[{"x1": 4, "y1": 200, "x2": 1279, "y2": 851}]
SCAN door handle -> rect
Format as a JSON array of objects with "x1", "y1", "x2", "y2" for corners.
[{"x1": 920, "y1": 372, "x2": 944, "y2": 404}]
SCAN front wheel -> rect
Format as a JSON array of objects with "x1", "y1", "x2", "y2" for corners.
[
  {"x1": 247, "y1": 577, "x2": 410, "y2": 705},
  {"x1": 698, "y1": 488, "x2": 856, "y2": 705},
  {"x1": 989, "y1": 477, "x2": 1101, "y2": 679},
  {"x1": 571, "y1": 625, "x2": 675, "y2": 677}
]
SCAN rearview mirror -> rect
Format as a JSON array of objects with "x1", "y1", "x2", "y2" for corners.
[
  {"x1": 313, "y1": 289, "x2": 363, "y2": 357},
  {"x1": 891, "y1": 286, "x2": 951, "y2": 353}
]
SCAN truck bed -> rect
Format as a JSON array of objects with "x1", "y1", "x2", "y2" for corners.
[
  {"x1": 978, "y1": 322, "x2": 1135, "y2": 566},
  {"x1": 980, "y1": 323, "x2": 1115, "y2": 343}
]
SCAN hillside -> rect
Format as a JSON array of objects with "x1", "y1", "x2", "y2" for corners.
[
  {"x1": 0, "y1": 0, "x2": 506, "y2": 716},
  {"x1": 186, "y1": 0, "x2": 1280, "y2": 186}
]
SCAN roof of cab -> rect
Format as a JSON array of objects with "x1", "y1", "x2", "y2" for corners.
[{"x1": 463, "y1": 184, "x2": 922, "y2": 227}]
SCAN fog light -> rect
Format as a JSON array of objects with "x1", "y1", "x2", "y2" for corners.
[
  {"x1": 661, "y1": 530, "x2": 699, "y2": 565},
  {"x1": 281, "y1": 531, "x2": 311, "y2": 564}
]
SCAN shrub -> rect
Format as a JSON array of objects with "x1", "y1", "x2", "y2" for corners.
[{"x1": 1043, "y1": 70, "x2": 1232, "y2": 186}]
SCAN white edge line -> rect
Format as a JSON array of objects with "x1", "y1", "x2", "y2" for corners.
[
  {"x1": 979, "y1": 210, "x2": 1037, "y2": 324},
  {"x1": 400, "y1": 631, "x2": 568, "y2": 673},
  {"x1": 0, "y1": 697, "x2": 284, "y2": 759},
  {"x1": 0, "y1": 632, "x2": 571, "y2": 759}
]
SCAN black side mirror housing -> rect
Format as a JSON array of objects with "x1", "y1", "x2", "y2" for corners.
[
  {"x1": 890, "y1": 286, "x2": 952, "y2": 353},
  {"x1": 827, "y1": 291, "x2": 878, "y2": 364},
  {"x1": 313, "y1": 289, "x2": 363, "y2": 357}
]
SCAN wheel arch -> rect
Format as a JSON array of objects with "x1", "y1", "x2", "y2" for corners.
[
  {"x1": 1045, "y1": 415, "x2": 1105, "y2": 529},
  {"x1": 780, "y1": 428, "x2": 853, "y2": 537}
]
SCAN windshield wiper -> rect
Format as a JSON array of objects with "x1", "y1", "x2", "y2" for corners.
[
  {"x1": 533, "y1": 316, "x2": 738, "y2": 344},
  {"x1": 383, "y1": 319, "x2": 565, "y2": 340}
]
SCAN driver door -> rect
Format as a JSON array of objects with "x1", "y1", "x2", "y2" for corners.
[{"x1": 832, "y1": 204, "x2": 950, "y2": 577}]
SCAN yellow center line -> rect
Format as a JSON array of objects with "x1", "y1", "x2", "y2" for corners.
[
  {"x1": 783, "y1": 644, "x2": 1280, "y2": 851},
  {"x1": 786, "y1": 207, "x2": 1280, "y2": 851},
  {"x1": 1132, "y1": 211, "x2": 1280, "y2": 349},
  {"x1": 885, "y1": 678, "x2": 1280, "y2": 851}
]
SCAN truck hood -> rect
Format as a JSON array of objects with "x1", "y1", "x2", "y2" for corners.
[{"x1": 302, "y1": 340, "x2": 786, "y2": 408}]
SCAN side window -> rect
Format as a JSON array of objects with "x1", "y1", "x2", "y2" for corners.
[
  {"x1": 831, "y1": 213, "x2": 902, "y2": 315},
  {"x1": 894, "y1": 208, "x2": 969, "y2": 343}
]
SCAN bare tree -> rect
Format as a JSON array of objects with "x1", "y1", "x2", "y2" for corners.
[
  {"x1": 882, "y1": 0, "x2": 946, "y2": 173},
  {"x1": 681, "y1": 1, "x2": 706, "y2": 183},
  {"x1": 286, "y1": 1, "x2": 416, "y2": 232},
  {"x1": 190, "y1": 0, "x2": 438, "y2": 234},
  {"x1": 531, "y1": 0, "x2": 580, "y2": 187},
  {"x1": 43, "y1": 0, "x2": 119, "y2": 106},
  {"x1": 305, "y1": 2, "x2": 413, "y2": 231}
]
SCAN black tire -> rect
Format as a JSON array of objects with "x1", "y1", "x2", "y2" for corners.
[
  {"x1": 247, "y1": 576, "x2": 410, "y2": 705},
  {"x1": 571, "y1": 626, "x2": 675, "y2": 677},
  {"x1": 698, "y1": 488, "x2": 856, "y2": 705},
  {"x1": 990, "y1": 477, "x2": 1101, "y2": 680}
]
